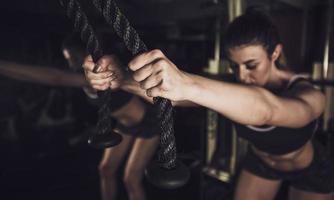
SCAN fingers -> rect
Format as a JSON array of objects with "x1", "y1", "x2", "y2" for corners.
[
  {"x1": 89, "y1": 74, "x2": 117, "y2": 85},
  {"x1": 139, "y1": 71, "x2": 163, "y2": 90},
  {"x1": 146, "y1": 83, "x2": 167, "y2": 98},
  {"x1": 128, "y1": 49, "x2": 186, "y2": 102},
  {"x1": 83, "y1": 55, "x2": 120, "y2": 72},
  {"x1": 85, "y1": 74, "x2": 116, "y2": 91},
  {"x1": 97, "y1": 55, "x2": 121, "y2": 72},
  {"x1": 82, "y1": 54, "x2": 123, "y2": 91},
  {"x1": 133, "y1": 57, "x2": 169, "y2": 84},
  {"x1": 86, "y1": 70, "x2": 114, "y2": 80},
  {"x1": 82, "y1": 55, "x2": 95, "y2": 71},
  {"x1": 85, "y1": 67, "x2": 116, "y2": 86},
  {"x1": 132, "y1": 58, "x2": 166, "y2": 82},
  {"x1": 128, "y1": 49, "x2": 165, "y2": 71},
  {"x1": 128, "y1": 50, "x2": 172, "y2": 98}
]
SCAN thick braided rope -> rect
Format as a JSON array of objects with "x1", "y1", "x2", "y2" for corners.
[
  {"x1": 93, "y1": 0, "x2": 177, "y2": 169},
  {"x1": 61, "y1": 0, "x2": 115, "y2": 140}
]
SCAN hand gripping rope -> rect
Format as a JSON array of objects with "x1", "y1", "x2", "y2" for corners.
[
  {"x1": 60, "y1": 0, "x2": 122, "y2": 149},
  {"x1": 60, "y1": 0, "x2": 189, "y2": 189}
]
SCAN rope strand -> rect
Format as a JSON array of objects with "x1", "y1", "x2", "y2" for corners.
[
  {"x1": 92, "y1": 0, "x2": 177, "y2": 169},
  {"x1": 61, "y1": 0, "x2": 116, "y2": 143}
]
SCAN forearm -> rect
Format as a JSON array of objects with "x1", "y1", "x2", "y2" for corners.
[
  {"x1": 184, "y1": 73, "x2": 273, "y2": 125},
  {"x1": 0, "y1": 60, "x2": 87, "y2": 87},
  {"x1": 120, "y1": 75, "x2": 154, "y2": 103},
  {"x1": 56, "y1": 72, "x2": 88, "y2": 87},
  {"x1": 120, "y1": 73, "x2": 198, "y2": 107}
]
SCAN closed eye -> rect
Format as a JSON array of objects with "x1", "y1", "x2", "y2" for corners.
[{"x1": 246, "y1": 64, "x2": 257, "y2": 70}]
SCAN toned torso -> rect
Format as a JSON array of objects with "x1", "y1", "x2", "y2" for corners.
[
  {"x1": 252, "y1": 140, "x2": 314, "y2": 171},
  {"x1": 252, "y1": 70, "x2": 316, "y2": 171}
]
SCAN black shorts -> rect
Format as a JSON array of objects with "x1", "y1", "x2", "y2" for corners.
[
  {"x1": 115, "y1": 101, "x2": 160, "y2": 139},
  {"x1": 242, "y1": 140, "x2": 334, "y2": 194}
]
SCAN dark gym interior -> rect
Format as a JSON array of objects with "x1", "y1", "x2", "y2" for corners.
[{"x1": 0, "y1": 0, "x2": 333, "y2": 200}]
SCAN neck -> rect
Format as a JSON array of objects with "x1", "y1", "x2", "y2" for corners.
[{"x1": 265, "y1": 66, "x2": 293, "y2": 92}]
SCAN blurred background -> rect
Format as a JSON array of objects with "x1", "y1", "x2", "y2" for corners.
[{"x1": 0, "y1": 0, "x2": 333, "y2": 199}]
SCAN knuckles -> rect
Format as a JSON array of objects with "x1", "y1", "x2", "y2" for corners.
[
  {"x1": 150, "y1": 49, "x2": 164, "y2": 58},
  {"x1": 153, "y1": 59, "x2": 168, "y2": 70},
  {"x1": 132, "y1": 72, "x2": 142, "y2": 82}
]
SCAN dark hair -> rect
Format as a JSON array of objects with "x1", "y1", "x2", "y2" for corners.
[{"x1": 223, "y1": 10, "x2": 281, "y2": 59}]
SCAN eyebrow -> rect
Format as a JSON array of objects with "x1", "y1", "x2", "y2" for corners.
[
  {"x1": 228, "y1": 58, "x2": 258, "y2": 66},
  {"x1": 243, "y1": 59, "x2": 257, "y2": 65}
]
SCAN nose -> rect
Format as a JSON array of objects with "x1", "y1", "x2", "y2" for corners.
[{"x1": 237, "y1": 65, "x2": 249, "y2": 83}]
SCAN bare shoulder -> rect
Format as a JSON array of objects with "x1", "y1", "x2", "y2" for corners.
[
  {"x1": 283, "y1": 74, "x2": 325, "y2": 119},
  {"x1": 283, "y1": 74, "x2": 322, "y2": 97}
]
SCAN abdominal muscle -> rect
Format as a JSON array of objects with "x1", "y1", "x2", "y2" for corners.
[{"x1": 252, "y1": 140, "x2": 314, "y2": 171}]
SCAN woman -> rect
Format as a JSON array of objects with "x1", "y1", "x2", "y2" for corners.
[
  {"x1": 62, "y1": 32, "x2": 160, "y2": 200},
  {"x1": 83, "y1": 12, "x2": 334, "y2": 200}
]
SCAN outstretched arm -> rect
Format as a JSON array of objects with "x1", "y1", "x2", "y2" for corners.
[
  {"x1": 128, "y1": 49, "x2": 325, "y2": 128},
  {"x1": 0, "y1": 59, "x2": 88, "y2": 87}
]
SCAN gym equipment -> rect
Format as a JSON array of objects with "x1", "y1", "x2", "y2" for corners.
[
  {"x1": 60, "y1": 0, "x2": 122, "y2": 148},
  {"x1": 61, "y1": 0, "x2": 190, "y2": 189}
]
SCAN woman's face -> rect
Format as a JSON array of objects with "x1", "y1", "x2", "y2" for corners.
[{"x1": 228, "y1": 44, "x2": 275, "y2": 86}]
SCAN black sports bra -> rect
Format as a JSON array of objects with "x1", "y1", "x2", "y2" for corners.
[{"x1": 234, "y1": 74, "x2": 318, "y2": 155}]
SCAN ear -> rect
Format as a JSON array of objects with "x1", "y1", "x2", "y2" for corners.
[{"x1": 271, "y1": 44, "x2": 282, "y2": 62}]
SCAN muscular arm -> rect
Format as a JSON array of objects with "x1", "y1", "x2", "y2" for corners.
[
  {"x1": 184, "y1": 73, "x2": 325, "y2": 127},
  {"x1": 88, "y1": 52, "x2": 325, "y2": 124},
  {"x1": 0, "y1": 60, "x2": 88, "y2": 87}
]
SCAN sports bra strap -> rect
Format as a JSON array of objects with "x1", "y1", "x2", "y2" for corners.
[{"x1": 286, "y1": 74, "x2": 311, "y2": 89}]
